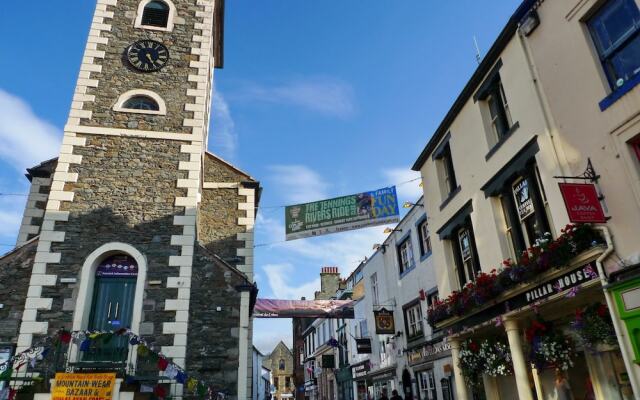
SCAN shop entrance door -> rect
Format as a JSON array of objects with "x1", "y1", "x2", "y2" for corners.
[{"x1": 402, "y1": 369, "x2": 414, "y2": 400}]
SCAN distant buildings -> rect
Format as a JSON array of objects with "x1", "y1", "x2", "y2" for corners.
[{"x1": 264, "y1": 341, "x2": 296, "y2": 400}]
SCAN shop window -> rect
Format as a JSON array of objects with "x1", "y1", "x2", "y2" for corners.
[
  {"x1": 397, "y1": 236, "x2": 415, "y2": 275},
  {"x1": 370, "y1": 273, "x2": 379, "y2": 305},
  {"x1": 418, "y1": 370, "x2": 437, "y2": 400},
  {"x1": 418, "y1": 220, "x2": 432, "y2": 258},
  {"x1": 499, "y1": 164, "x2": 551, "y2": 256},
  {"x1": 630, "y1": 137, "x2": 640, "y2": 164},
  {"x1": 403, "y1": 301, "x2": 424, "y2": 340},
  {"x1": 453, "y1": 222, "x2": 480, "y2": 287},
  {"x1": 587, "y1": 0, "x2": 640, "y2": 90}
]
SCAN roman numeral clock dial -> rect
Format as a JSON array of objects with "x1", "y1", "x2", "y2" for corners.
[{"x1": 126, "y1": 40, "x2": 169, "y2": 72}]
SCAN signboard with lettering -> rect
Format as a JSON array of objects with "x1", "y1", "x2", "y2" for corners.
[
  {"x1": 285, "y1": 187, "x2": 400, "y2": 241},
  {"x1": 517, "y1": 263, "x2": 599, "y2": 305},
  {"x1": 351, "y1": 362, "x2": 370, "y2": 379},
  {"x1": 407, "y1": 341, "x2": 452, "y2": 366},
  {"x1": 513, "y1": 178, "x2": 534, "y2": 220},
  {"x1": 373, "y1": 308, "x2": 395, "y2": 335},
  {"x1": 356, "y1": 338, "x2": 372, "y2": 354},
  {"x1": 52, "y1": 373, "x2": 116, "y2": 400},
  {"x1": 558, "y1": 183, "x2": 606, "y2": 223}
]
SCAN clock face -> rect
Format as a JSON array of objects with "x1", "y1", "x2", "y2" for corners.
[{"x1": 126, "y1": 40, "x2": 169, "y2": 72}]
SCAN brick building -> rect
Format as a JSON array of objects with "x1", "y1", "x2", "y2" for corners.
[{"x1": 0, "y1": 0, "x2": 259, "y2": 399}]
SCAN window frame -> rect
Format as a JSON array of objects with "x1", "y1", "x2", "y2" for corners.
[
  {"x1": 498, "y1": 163, "x2": 551, "y2": 255},
  {"x1": 417, "y1": 219, "x2": 432, "y2": 259},
  {"x1": 135, "y1": 0, "x2": 176, "y2": 32},
  {"x1": 451, "y1": 219, "x2": 480, "y2": 288},
  {"x1": 370, "y1": 273, "x2": 379, "y2": 305},
  {"x1": 403, "y1": 300, "x2": 424, "y2": 341},
  {"x1": 587, "y1": 0, "x2": 640, "y2": 90},
  {"x1": 397, "y1": 235, "x2": 416, "y2": 276},
  {"x1": 113, "y1": 89, "x2": 167, "y2": 116}
]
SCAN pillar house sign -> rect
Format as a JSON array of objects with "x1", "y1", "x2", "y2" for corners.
[
  {"x1": 520, "y1": 262, "x2": 599, "y2": 305},
  {"x1": 558, "y1": 183, "x2": 606, "y2": 223}
]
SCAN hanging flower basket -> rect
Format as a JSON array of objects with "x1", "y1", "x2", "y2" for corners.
[
  {"x1": 426, "y1": 224, "x2": 604, "y2": 326},
  {"x1": 526, "y1": 319, "x2": 575, "y2": 371},
  {"x1": 458, "y1": 338, "x2": 513, "y2": 390},
  {"x1": 572, "y1": 303, "x2": 618, "y2": 349}
]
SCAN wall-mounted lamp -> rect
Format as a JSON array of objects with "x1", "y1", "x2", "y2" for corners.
[
  {"x1": 419, "y1": 181, "x2": 424, "y2": 188},
  {"x1": 519, "y1": 9, "x2": 540, "y2": 37},
  {"x1": 372, "y1": 243, "x2": 388, "y2": 253},
  {"x1": 402, "y1": 201, "x2": 424, "y2": 209},
  {"x1": 383, "y1": 227, "x2": 402, "y2": 234}
]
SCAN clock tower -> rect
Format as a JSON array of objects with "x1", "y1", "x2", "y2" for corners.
[{"x1": 5, "y1": 0, "x2": 258, "y2": 398}]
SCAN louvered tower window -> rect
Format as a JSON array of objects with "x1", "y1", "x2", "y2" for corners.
[
  {"x1": 141, "y1": 1, "x2": 170, "y2": 27},
  {"x1": 123, "y1": 96, "x2": 160, "y2": 111}
]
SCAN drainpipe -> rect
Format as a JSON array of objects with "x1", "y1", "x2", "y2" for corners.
[{"x1": 595, "y1": 226, "x2": 640, "y2": 397}]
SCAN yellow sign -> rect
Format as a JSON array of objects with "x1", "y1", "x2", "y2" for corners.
[{"x1": 52, "y1": 373, "x2": 116, "y2": 400}]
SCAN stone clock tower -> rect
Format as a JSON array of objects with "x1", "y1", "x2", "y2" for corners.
[{"x1": 0, "y1": 0, "x2": 259, "y2": 399}]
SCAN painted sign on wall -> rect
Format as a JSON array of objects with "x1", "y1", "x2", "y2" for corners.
[
  {"x1": 558, "y1": 183, "x2": 606, "y2": 223},
  {"x1": 285, "y1": 186, "x2": 400, "y2": 241},
  {"x1": 52, "y1": 373, "x2": 116, "y2": 400}
]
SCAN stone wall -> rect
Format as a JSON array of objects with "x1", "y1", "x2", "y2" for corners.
[
  {"x1": 264, "y1": 342, "x2": 295, "y2": 397},
  {"x1": 185, "y1": 246, "x2": 247, "y2": 397},
  {"x1": 0, "y1": 241, "x2": 37, "y2": 343},
  {"x1": 46, "y1": 134, "x2": 188, "y2": 348},
  {"x1": 81, "y1": 0, "x2": 201, "y2": 133},
  {"x1": 199, "y1": 153, "x2": 254, "y2": 267}
]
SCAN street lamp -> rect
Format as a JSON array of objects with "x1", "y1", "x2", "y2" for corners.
[
  {"x1": 402, "y1": 201, "x2": 424, "y2": 209},
  {"x1": 383, "y1": 227, "x2": 402, "y2": 234}
]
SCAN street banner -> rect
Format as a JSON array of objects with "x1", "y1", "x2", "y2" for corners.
[
  {"x1": 373, "y1": 308, "x2": 395, "y2": 334},
  {"x1": 285, "y1": 186, "x2": 400, "y2": 241},
  {"x1": 253, "y1": 299, "x2": 354, "y2": 319},
  {"x1": 558, "y1": 183, "x2": 606, "y2": 223},
  {"x1": 52, "y1": 373, "x2": 116, "y2": 400}
]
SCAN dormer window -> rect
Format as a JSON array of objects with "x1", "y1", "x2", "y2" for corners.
[
  {"x1": 124, "y1": 96, "x2": 159, "y2": 111},
  {"x1": 142, "y1": 1, "x2": 170, "y2": 27}
]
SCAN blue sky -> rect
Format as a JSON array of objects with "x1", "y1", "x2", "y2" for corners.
[{"x1": 0, "y1": 1, "x2": 521, "y2": 352}]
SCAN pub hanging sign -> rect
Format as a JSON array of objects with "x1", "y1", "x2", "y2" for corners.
[
  {"x1": 373, "y1": 308, "x2": 395, "y2": 335},
  {"x1": 558, "y1": 183, "x2": 606, "y2": 223}
]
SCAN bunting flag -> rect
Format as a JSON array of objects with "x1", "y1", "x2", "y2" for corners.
[{"x1": 0, "y1": 329, "x2": 227, "y2": 398}]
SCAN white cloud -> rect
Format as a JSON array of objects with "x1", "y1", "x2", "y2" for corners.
[
  {"x1": 209, "y1": 89, "x2": 238, "y2": 160},
  {"x1": 0, "y1": 89, "x2": 61, "y2": 172},
  {"x1": 263, "y1": 263, "x2": 320, "y2": 300},
  {"x1": 383, "y1": 168, "x2": 423, "y2": 203},
  {"x1": 267, "y1": 165, "x2": 329, "y2": 204},
  {"x1": 253, "y1": 319, "x2": 292, "y2": 354},
  {"x1": 233, "y1": 77, "x2": 355, "y2": 118},
  {"x1": 256, "y1": 213, "x2": 386, "y2": 275}
]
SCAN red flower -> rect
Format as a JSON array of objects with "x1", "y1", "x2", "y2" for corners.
[
  {"x1": 469, "y1": 341, "x2": 479, "y2": 352},
  {"x1": 59, "y1": 330, "x2": 72, "y2": 344},
  {"x1": 597, "y1": 304, "x2": 608, "y2": 317},
  {"x1": 575, "y1": 308, "x2": 584, "y2": 320},
  {"x1": 157, "y1": 357, "x2": 169, "y2": 371},
  {"x1": 153, "y1": 385, "x2": 167, "y2": 399}
]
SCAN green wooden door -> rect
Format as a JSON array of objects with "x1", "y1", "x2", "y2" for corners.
[{"x1": 86, "y1": 277, "x2": 136, "y2": 361}]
